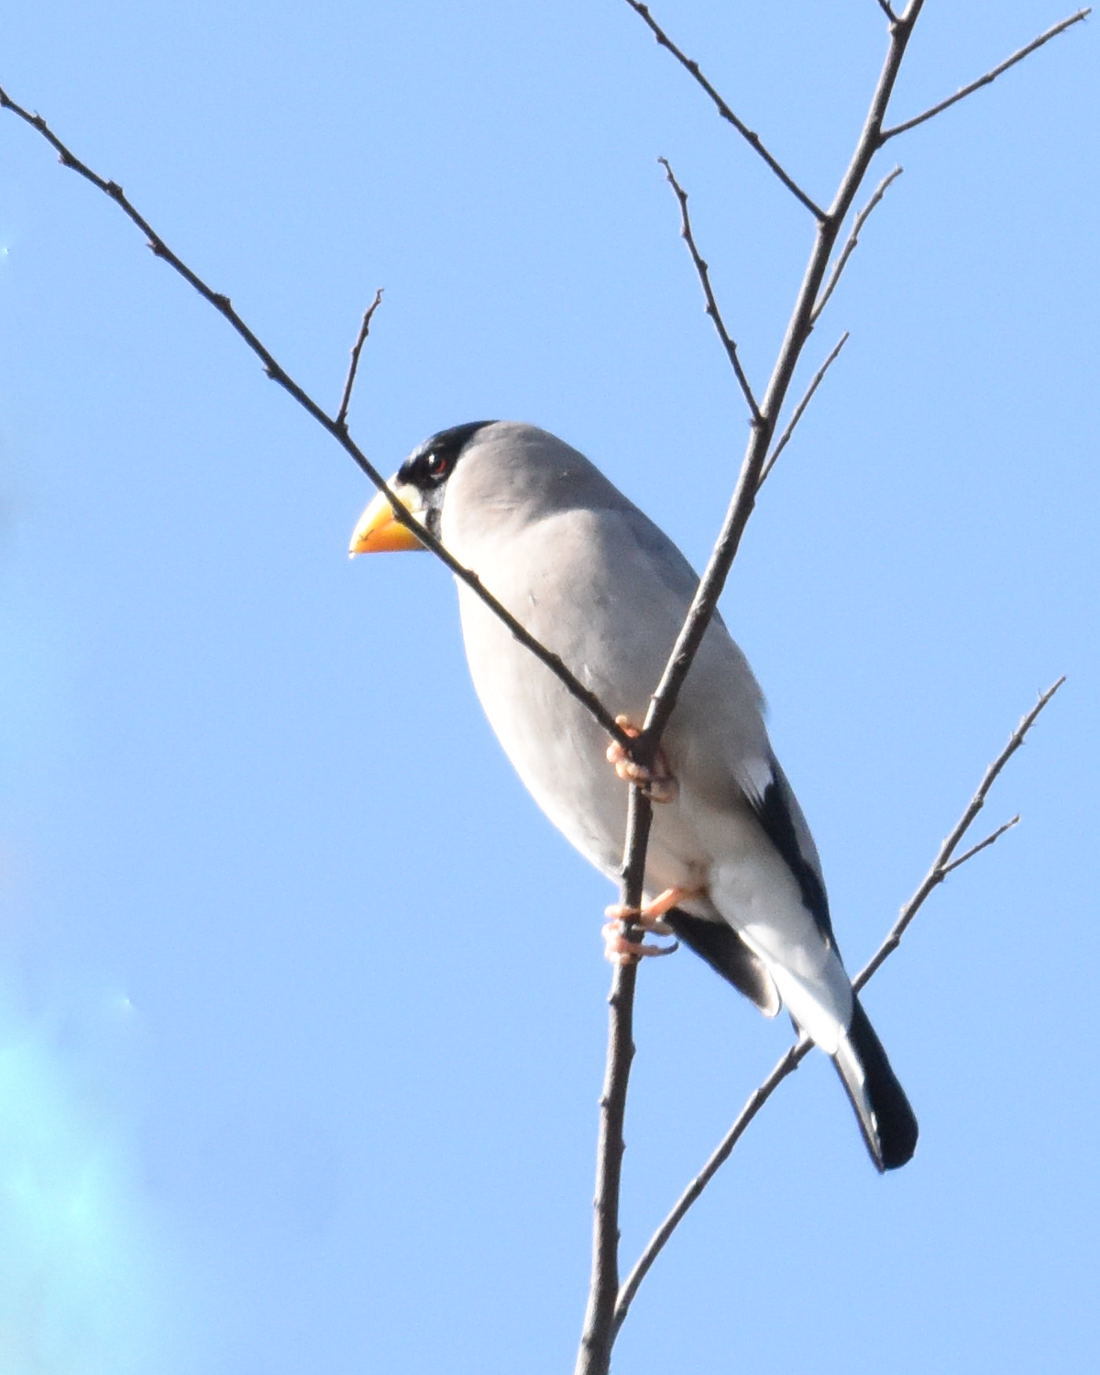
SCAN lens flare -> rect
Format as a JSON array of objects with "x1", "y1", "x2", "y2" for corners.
[{"x1": 0, "y1": 991, "x2": 187, "y2": 1373}]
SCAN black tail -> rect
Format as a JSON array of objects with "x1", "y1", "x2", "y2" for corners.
[{"x1": 833, "y1": 998, "x2": 919, "y2": 1172}]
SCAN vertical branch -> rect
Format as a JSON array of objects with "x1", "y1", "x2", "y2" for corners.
[
  {"x1": 577, "y1": 2, "x2": 1056, "y2": 1365},
  {"x1": 574, "y1": 15, "x2": 934, "y2": 1372},
  {"x1": 575, "y1": 789, "x2": 653, "y2": 1375}
]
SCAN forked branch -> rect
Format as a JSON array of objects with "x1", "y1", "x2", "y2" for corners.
[
  {"x1": 579, "y1": 13, "x2": 935, "y2": 1374},
  {"x1": 882, "y1": 10, "x2": 1091, "y2": 141},
  {"x1": 758, "y1": 332, "x2": 849, "y2": 488},
  {"x1": 812, "y1": 166, "x2": 903, "y2": 325},
  {"x1": 579, "y1": 1, "x2": 1083, "y2": 1367},
  {"x1": 613, "y1": 678, "x2": 1064, "y2": 1332},
  {"x1": 635, "y1": 1, "x2": 925, "y2": 760},
  {"x1": 858, "y1": 676, "x2": 1065, "y2": 984}
]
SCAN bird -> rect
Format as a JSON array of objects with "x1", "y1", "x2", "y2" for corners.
[{"x1": 349, "y1": 420, "x2": 918, "y2": 1171}]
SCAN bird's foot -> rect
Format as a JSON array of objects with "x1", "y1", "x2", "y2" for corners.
[
  {"x1": 605, "y1": 716, "x2": 678, "y2": 803},
  {"x1": 602, "y1": 887, "x2": 689, "y2": 964}
]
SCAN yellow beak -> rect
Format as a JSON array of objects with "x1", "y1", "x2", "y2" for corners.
[{"x1": 348, "y1": 482, "x2": 426, "y2": 555}]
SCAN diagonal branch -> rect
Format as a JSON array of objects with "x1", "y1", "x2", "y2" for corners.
[
  {"x1": 615, "y1": 1034, "x2": 807, "y2": 1336},
  {"x1": 660, "y1": 158, "x2": 760, "y2": 421},
  {"x1": 881, "y1": 9, "x2": 1091, "y2": 141},
  {"x1": 875, "y1": 0, "x2": 899, "y2": 22},
  {"x1": 758, "y1": 331, "x2": 849, "y2": 488},
  {"x1": 613, "y1": 677, "x2": 1064, "y2": 1332},
  {"x1": 622, "y1": 0, "x2": 826, "y2": 220},
  {"x1": 858, "y1": 675, "x2": 1065, "y2": 984},
  {"x1": 0, "y1": 85, "x2": 634, "y2": 753},
  {"x1": 336, "y1": 288, "x2": 384, "y2": 430},
  {"x1": 812, "y1": 166, "x2": 903, "y2": 325}
]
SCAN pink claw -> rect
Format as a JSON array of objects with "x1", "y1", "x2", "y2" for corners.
[{"x1": 605, "y1": 716, "x2": 679, "y2": 803}]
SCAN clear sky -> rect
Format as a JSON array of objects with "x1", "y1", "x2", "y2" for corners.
[{"x1": 3, "y1": 3, "x2": 1097, "y2": 1372}]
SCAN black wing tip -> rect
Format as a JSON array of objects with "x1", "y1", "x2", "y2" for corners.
[{"x1": 663, "y1": 907, "x2": 780, "y2": 1016}]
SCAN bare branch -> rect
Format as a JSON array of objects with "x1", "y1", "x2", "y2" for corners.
[
  {"x1": 576, "y1": 956, "x2": 638, "y2": 1375},
  {"x1": 941, "y1": 816, "x2": 1020, "y2": 876},
  {"x1": 875, "y1": 0, "x2": 899, "y2": 22},
  {"x1": 881, "y1": 9, "x2": 1091, "y2": 141},
  {"x1": 758, "y1": 332, "x2": 849, "y2": 488},
  {"x1": 615, "y1": 1033, "x2": 808, "y2": 1334},
  {"x1": 858, "y1": 676, "x2": 1065, "y2": 985},
  {"x1": 637, "y1": 1, "x2": 926, "y2": 762},
  {"x1": 0, "y1": 86, "x2": 633, "y2": 752},
  {"x1": 336, "y1": 288, "x2": 384, "y2": 430},
  {"x1": 581, "y1": 19, "x2": 937, "y2": 1360},
  {"x1": 660, "y1": 158, "x2": 760, "y2": 422},
  {"x1": 622, "y1": 0, "x2": 826, "y2": 220},
  {"x1": 811, "y1": 166, "x2": 903, "y2": 325},
  {"x1": 575, "y1": 788, "x2": 653, "y2": 1375},
  {"x1": 614, "y1": 678, "x2": 1063, "y2": 1330}
]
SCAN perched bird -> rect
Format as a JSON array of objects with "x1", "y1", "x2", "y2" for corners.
[{"x1": 350, "y1": 420, "x2": 917, "y2": 1171}]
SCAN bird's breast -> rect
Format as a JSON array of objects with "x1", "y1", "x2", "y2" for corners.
[{"x1": 449, "y1": 506, "x2": 768, "y2": 896}]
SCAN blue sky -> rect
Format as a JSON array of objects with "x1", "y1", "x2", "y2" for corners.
[{"x1": 3, "y1": 2, "x2": 1097, "y2": 1371}]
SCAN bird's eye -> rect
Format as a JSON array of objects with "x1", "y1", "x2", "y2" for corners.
[{"x1": 426, "y1": 451, "x2": 452, "y2": 482}]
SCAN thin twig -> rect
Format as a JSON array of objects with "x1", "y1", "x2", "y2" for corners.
[
  {"x1": 758, "y1": 332, "x2": 849, "y2": 488},
  {"x1": 859, "y1": 676, "x2": 1064, "y2": 983},
  {"x1": 812, "y1": 166, "x2": 903, "y2": 325},
  {"x1": 875, "y1": 0, "x2": 899, "y2": 22},
  {"x1": 336, "y1": 288, "x2": 384, "y2": 430},
  {"x1": 0, "y1": 85, "x2": 634, "y2": 753},
  {"x1": 660, "y1": 158, "x2": 760, "y2": 422},
  {"x1": 613, "y1": 678, "x2": 1064, "y2": 1330},
  {"x1": 881, "y1": 9, "x2": 1091, "y2": 141},
  {"x1": 941, "y1": 817, "x2": 1019, "y2": 876},
  {"x1": 622, "y1": 0, "x2": 825, "y2": 220}
]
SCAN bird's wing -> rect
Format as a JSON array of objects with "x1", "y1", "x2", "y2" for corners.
[
  {"x1": 736, "y1": 754, "x2": 838, "y2": 950},
  {"x1": 663, "y1": 907, "x2": 781, "y2": 1015}
]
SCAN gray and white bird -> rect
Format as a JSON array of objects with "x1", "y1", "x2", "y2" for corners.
[{"x1": 350, "y1": 420, "x2": 918, "y2": 1171}]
